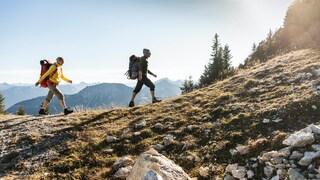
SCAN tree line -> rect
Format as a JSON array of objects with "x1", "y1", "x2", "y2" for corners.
[
  {"x1": 240, "y1": 0, "x2": 320, "y2": 68},
  {"x1": 0, "y1": 93, "x2": 26, "y2": 115},
  {"x1": 180, "y1": 33, "x2": 235, "y2": 94}
]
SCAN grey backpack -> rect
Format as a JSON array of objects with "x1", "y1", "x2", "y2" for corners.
[{"x1": 125, "y1": 55, "x2": 140, "y2": 80}]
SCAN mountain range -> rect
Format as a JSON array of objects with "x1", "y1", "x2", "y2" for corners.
[
  {"x1": 5, "y1": 78, "x2": 182, "y2": 115},
  {"x1": 0, "y1": 82, "x2": 93, "y2": 109}
]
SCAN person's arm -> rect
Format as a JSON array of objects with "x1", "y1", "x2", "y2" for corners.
[
  {"x1": 60, "y1": 69, "x2": 72, "y2": 83},
  {"x1": 148, "y1": 70, "x2": 157, "y2": 78}
]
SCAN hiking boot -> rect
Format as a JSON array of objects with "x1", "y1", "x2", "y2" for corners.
[
  {"x1": 38, "y1": 109, "x2": 48, "y2": 115},
  {"x1": 64, "y1": 108, "x2": 74, "y2": 115},
  {"x1": 152, "y1": 97, "x2": 162, "y2": 103},
  {"x1": 129, "y1": 101, "x2": 135, "y2": 107}
]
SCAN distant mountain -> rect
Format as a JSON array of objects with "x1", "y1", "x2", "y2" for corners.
[
  {"x1": 7, "y1": 83, "x2": 132, "y2": 114},
  {"x1": 0, "y1": 83, "x2": 14, "y2": 91},
  {"x1": 6, "y1": 78, "x2": 182, "y2": 115},
  {"x1": 1, "y1": 82, "x2": 93, "y2": 109}
]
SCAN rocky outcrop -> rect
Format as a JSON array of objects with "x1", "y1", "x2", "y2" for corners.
[
  {"x1": 126, "y1": 148, "x2": 191, "y2": 180},
  {"x1": 224, "y1": 124, "x2": 320, "y2": 179}
]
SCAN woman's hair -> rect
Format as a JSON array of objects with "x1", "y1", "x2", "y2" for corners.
[{"x1": 56, "y1": 57, "x2": 64, "y2": 62}]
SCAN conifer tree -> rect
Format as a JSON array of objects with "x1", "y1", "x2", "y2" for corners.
[
  {"x1": 0, "y1": 93, "x2": 5, "y2": 114},
  {"x1": 199, "y1": 33, "x2": 233, "y2": 87},
  {"x1": 181, "y1": 75, "x2": 195, "y2": 94},
  {"x1": 17, "y1": 106, "x2": 26, "y2": 115}
]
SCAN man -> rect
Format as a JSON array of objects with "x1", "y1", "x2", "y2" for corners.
[
  {"x1": 35, "y1": 57, "x2": 74, "y2": 115},
  {"x1": 129, "y1": 49, "x2": 161, "y2": 107}
]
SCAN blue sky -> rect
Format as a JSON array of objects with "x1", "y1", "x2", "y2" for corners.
[{"x1": 0, "y1": 0, "x2": 293, "y2": 84}]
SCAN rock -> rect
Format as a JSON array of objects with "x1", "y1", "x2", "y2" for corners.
[
  {"x1": 247, "y1": 170, "x2": 254, "y2": 179},
  {"x1": 278, "y1": 147, "x2": 292, "y2": 158},
  {"x1": 226, "y1": 164, "x2": 238, "y2": 173},
  {"x1": 134, "y1": 132, "x2": 141, "y2": 136},
  {"x1": 298, "y1": 151, "x2": 320, "y2": 166},
  {"x1": 151, "y1": 144, "x2": 165, "y2": 152},
  {"x1": 288, "y1": 168, "x2": 306, "y2": 180},
  {"x1": 230, "y1": 149, "x2": 238, "y2": 156},
  {"x1": 224, "y1": 173, "x2": 236, "y2": 180},
  {"x1": 135, "y1": 120, "x2": 147, "y2": 128},
  {"x1": 231, "y1": 169, "x2": 246, "y2": 179},
  {"x1": 163, "y1": 135, "x2": 175, "y2": 146},
  {"x1": 309, "y1": 124, "x2": 320, "y2": 134},
  {"x1": 311, "y1": 144, "x2": 320, "y2": 151},
  {"x1": 199, "y1": 166, "x2": 210, "y2": 177},
  {"x1": 126, "y1": 148, "x2": 191, "y2": 180},
  {"x1": 186, "y1": 153, "x2": 201, "y2": 162},
  {"x1": 114, "y1": 166, "x2": 132, "y2": 178},
  {"x1": 272, "y1": 118, "x2": 282, "y2": 123},
  {"x1": 112, "y1": 157, "x2": 134, "y2": 171},
  {"x1": 106, "y1": 135, "x2": 117, "y2": 143},
  {"x1": 277, "y1": 169, "x2": 287, "y2": 179},
  {"x1": 271, "y1": 157, "x2": 284, "y2": 165},
  {"x1": 259, "y1": 151, "x2": 278, "y2": 162},
  {"x1": 271, "y1": 175, "x2": 280, "y2": 180},
  {"x1": 154, "y1": 123, "x2": 163, "y2": 129},
  {"x1": 264, "y1": 165, "x2": 274, "y2": 178},
  {"x1": 282, "y1": 131, "x2": 315, "y2": 147},
  {"x1": 312, "y1": 105, "x2": 317, "y2": 110},
  {"x1": 236, "y1": 145, "x2": 250, "y2": 155},
  {"x1": 263, "y1": 118, "x2": 270, "y2": 123},
  {"x1": 289, "y1": 151, "x2": 304, "y2": 160},
  {"x1": 143, "y1": 170, "x2": 163, "y2": 180}
]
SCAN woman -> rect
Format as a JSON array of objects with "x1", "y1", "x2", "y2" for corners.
[{"x1": 35, "y1": 57, "x2": 74, "y2": 115}]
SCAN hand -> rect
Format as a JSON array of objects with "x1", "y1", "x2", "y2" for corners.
[
  {"x1": 138, "y1": 75, "x2": 142, "y2": 81},
  {"x1": 68, "y1": 80, "x2": 73, "y2": 84},
  {"x1": 153, "y1": 74, "x2": 157, "y2": 78},
  {"x1": 35, "y1": 82, "x2": 40, "y2": 86}
]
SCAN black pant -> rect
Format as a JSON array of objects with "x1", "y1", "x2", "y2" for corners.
[{"x1": 133, "y1": 75, "x2": 155, "y2": 94}]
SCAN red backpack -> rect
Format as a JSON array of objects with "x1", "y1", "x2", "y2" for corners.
[{"x1": 39, "y1": 60, "x2": 56, "y2": 88}]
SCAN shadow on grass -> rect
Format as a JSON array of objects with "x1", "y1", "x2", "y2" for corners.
[{"x1": 0, "y1": 110, "x2": 125, "y2": 177}]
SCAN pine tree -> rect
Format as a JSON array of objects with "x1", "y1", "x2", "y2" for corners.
[
  {"x1": 181, "y1": 75, "x2": 195, "y2": 94},
  {"x1": 0, "y1": 93, "x2": 5, "y2": 114},
  {"x1": 199, "y1": 33, "x2": 233, "y2": 87},
  {"x1": 220, "y1": 45, "x2": 234, "y2": 79},
  {"x1": 199, "y1": 34, "x2": 221, "y2": 87},
  {"x1": 17, "y1": 106, "x2": 26, "y2": 115}
]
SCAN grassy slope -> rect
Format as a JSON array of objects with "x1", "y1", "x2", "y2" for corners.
[{"x1": 2, "y1": 49, "x2": 320, "y2": 179}]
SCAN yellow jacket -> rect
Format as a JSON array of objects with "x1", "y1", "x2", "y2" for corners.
[{"x1": 38, "y1": 63, "x2": 70, "y2": 84}]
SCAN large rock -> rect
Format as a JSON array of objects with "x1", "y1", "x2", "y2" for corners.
[
  {"x1": 126, "y1": 148, "x2": 191, "y2": 180},
  {"x1": 298, "y1": 151, "x2": 320, "y2": 166},
  {"x1": 282, "y1": 131, "x2": 315, "y2": 147},
  {"x1": 288, "y1": 168, "x2": 306, "y2": 180}
]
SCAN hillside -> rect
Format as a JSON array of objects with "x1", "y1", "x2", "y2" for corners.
[
  {"x1": 6, "y1": 79, "x2": 181, "y2": 115},
  {"x1": 1, "y1": 49, "x2": 320, "y2": 179}
]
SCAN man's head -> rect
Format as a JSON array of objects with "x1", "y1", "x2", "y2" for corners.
[
  {"x1": 56, "y1": 57, "x2": 64, "y2": 66},
  {"x1": 143, "y1": 48, "x2": 151, "y2": 58}
]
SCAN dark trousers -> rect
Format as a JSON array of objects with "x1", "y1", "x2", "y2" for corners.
[{"x1": 133, "y1": 75, "x2": 155, "y2": 94}]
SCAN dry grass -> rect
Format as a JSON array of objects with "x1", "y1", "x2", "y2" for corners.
[{"x1": 1, "y1": 48, "x2": 320, "y2": 179}]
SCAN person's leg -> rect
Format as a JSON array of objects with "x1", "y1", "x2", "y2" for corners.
[
  {"x1": 144, "y1": 77, "x2": 161, "y2": 103},
  {"x1": 39, "y1": 90, "x2": 54, "y2": 114},
  {"x1": 43, "y1": 91, "x2": 54, "y2": 109},
  {"x1": 48, "y1": 85, "x2": 66, "y2": 108},
  {"x1": 130, "y1": 80, "x2": 143, "y2": 107},
  {"x1": 130, "y1": 92, "x2": 137, "y2": 102},
  {"x1": 48, "y1": 85, "x2": 73, "y2": 115}
]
